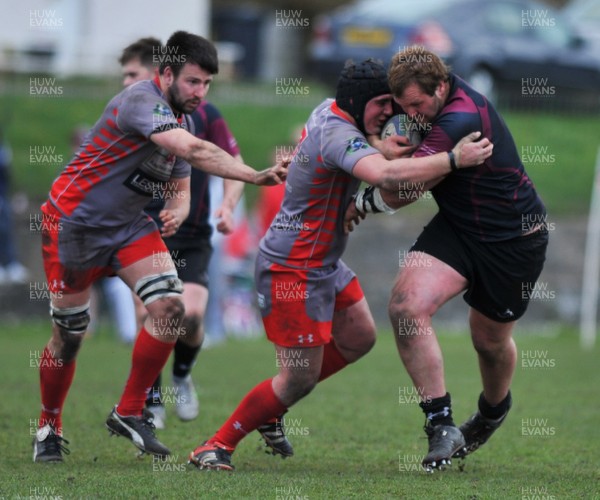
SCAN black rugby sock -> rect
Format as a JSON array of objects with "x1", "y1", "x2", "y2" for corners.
[
  {"x1": 173, "y1": 341, "x2": 201, "y2": 379},
  {"x1": 419, "y1": 392, "x2": 455, "y2": 427},
  {"x1": 478, "y1": 390, "x2": 512, "y2": 420}
]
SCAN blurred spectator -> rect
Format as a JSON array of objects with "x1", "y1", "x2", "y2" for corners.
[
  {"x1": 204, "y1": 176, "x2": 257, "y2": 345},
  {"x1": 0, "y1": 127, "x2": 29, "y2": 285}
]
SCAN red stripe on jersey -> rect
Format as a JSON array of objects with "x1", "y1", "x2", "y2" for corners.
[
  {"x1": 51, "y1": 135, "x2": 144, "y2": 215},
  {"x1": 284, "y1": 170, "x2": 354, "y2": 267},
  {"x1": 99, "y1": 124, "x2": 144, "y2": 153},
  {"x1": 93, "y1": 135, "x2": 109, "y2": 150},
  {"x1": 320, "y1": 219, "x2": 337, "y2": 233},
  {"x1": 309, "y1": 186, "x2": 344, "y2": 197},
  {"x1": 99, "y1": 125, "x2": 120, "y2": 143}
]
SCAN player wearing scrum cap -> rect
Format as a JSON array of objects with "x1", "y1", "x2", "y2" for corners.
[{"x1": 188, "y1": 58, "x2": 493, "y2": 471}]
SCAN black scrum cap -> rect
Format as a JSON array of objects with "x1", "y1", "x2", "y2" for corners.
[{"x1": 335, "y1": 59, "x2": 390, "y2": 134}]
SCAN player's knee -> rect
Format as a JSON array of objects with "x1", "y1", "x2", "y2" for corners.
[
  {"x1": 51, "y1": 303, "x2": 90, "y2": 336},
  {"x1": 181, "y1": 314, "x2": 202, "y2": 342},
  {"x1": 184, "y1": 310, "x2": 202, "y2": 331},
  {"x1": 361, "y1": 328, "x2": 376, "y2": 354},
  {"x1": 50, "y1": 303, "x2": 89, "y2": 360},
  {"x1": 342, "y1": 325, "x2": 376, "y2": 362},
  {"x1": 152, "y1": 296, "x2": 185, "y2": 325},
  {"x1": 166, "y1": 296, "x2": 185, "y2": 318},
  {"x1": 145, "y1": 296, "x2": 185, "y2": 339},
  {"x1": 135, "y1": 271, "x2": 183, "y2": 307},
  {"x1": 471, "y1": 332, "x2": 513, "y2": 360},
  {"x1": 388, "y1": 292, "x2": 432, "y2": 325}
]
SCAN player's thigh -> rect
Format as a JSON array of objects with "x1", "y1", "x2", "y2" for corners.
[
  {"x1": 115, "y1": 231, "x2": 181, "y2": 317},
  {"x1": 390, "y1": 252, "x2": 468, "y2": 315}
]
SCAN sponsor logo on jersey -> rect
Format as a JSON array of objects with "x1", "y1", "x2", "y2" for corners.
[
  {"x1": 124, "y1": 169, "x2": 164, "y2": 196},
  {"x1": 345, "y1": 137, "x2": 368, "y2": 153}
]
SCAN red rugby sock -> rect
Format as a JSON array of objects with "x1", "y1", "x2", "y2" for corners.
[
  {"x1": 211, "y1": 379, "x2": 287, "y2": 450},
  {"x1": 117, "y1": 327, "x2": 175, "y2": 416},
  {"x1": 39, "y1": 346, "x2": 76, "y2": 434}
]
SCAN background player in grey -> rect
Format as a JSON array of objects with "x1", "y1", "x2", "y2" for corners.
[{"x1": 188, "y1": 59, "x2": 493, "y2": 471}]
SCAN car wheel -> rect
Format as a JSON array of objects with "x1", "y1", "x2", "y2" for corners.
[{"x1": 468, "y1": 67, "x2": 497, "y2": 103}]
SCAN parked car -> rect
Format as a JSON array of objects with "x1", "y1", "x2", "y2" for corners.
[
  {"x1": 309, "y1": 0, "x2": 600, "y2": 110},
  {"x1": 309, "y1": 0, "x2": 458, "y2": 81}
]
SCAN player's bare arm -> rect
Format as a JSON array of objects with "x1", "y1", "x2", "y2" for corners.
[
  {"x1": 352, "y1": 131, "x2": 492, "y2": 191},
  {"x1": 159, "y1": 176, "x2": 190, "y2": 238},
  {"x1": 344, "y1": 132, "x2": 492, "y2": 233},
  {"x1": 151, "y1": 128, "x2": 288, "y2": 186},
  {"x1": 380, "y1": 129, "x2": 494, "y2": 209}
]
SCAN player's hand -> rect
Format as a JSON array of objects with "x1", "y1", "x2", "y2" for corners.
[
  {"x1": 159, "y1": 208, "x2": 185, "y2": 238},
  {"x1": 254, "y1": 157, "x2": 290, "y2": 186},
  {"x1": 453, "y1": 131, "x2": 493, "y2": 168},
  {"x1": 343, "y1": 199, "x2": 366, "y2": 235},
  {"x1": 214, "y1": 205, "x2": 235, "y2": 235},
  {"x1": 370, "y1": 135, "x2": 417, "y2": 160}
]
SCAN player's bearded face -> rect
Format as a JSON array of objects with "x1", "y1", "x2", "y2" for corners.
[
  {"x1": 166, "y1": 64, "x2": 212, "y2": 114},
  {"x1": 167, "y1": 78, "x2": 200, "y2": 114}
]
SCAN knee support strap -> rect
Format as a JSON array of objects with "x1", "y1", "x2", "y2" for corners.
[
  {"x1": 50, "y1": 302, "x2": 91, "y2": 335},
  {"x1": 135, "y1": 271, "x2": 183, "y2": 306}
]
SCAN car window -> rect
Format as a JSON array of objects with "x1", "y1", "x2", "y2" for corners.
[
  {"x1": 483, "y1": 3, "x2": 526, "y2": 36},
  {"x1": 583, "y1": 3, "x2": 600, "y2": 21},
  {"x1": 565, "y1": 0, "x2": 600, "y2": 22},
  {"x1": 532, "y1": 14, "x2": 571, "y2": 48},
  {"x1": 481, "y1": 2, "x2": 571, "y2": 48},
  {"x1": 348, "y1": 0, "x2": 458, "y2": 23}
]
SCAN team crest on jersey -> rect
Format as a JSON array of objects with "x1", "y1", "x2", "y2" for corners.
[
  {"x1": 153, "y1": 103, "x2": 172, "y2": 117},
  {"x1": 345, "y1": 137, "x2": 368, "y2": 153}
]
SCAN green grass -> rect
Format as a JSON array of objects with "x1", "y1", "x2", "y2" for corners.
[
  {"x1": 1, "y1": 322, "x2": 599, "y2": 499},
  {"x1": 1, "y1": 80, "x2": 599, "y2": 215},
  {"x1": 503, "y1": 112, "x2": 600, "y2": 215}
]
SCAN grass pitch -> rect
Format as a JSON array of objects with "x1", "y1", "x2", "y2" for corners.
[{"x1": 1, "y1": 321, "x2": 598, "y2": 499}]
